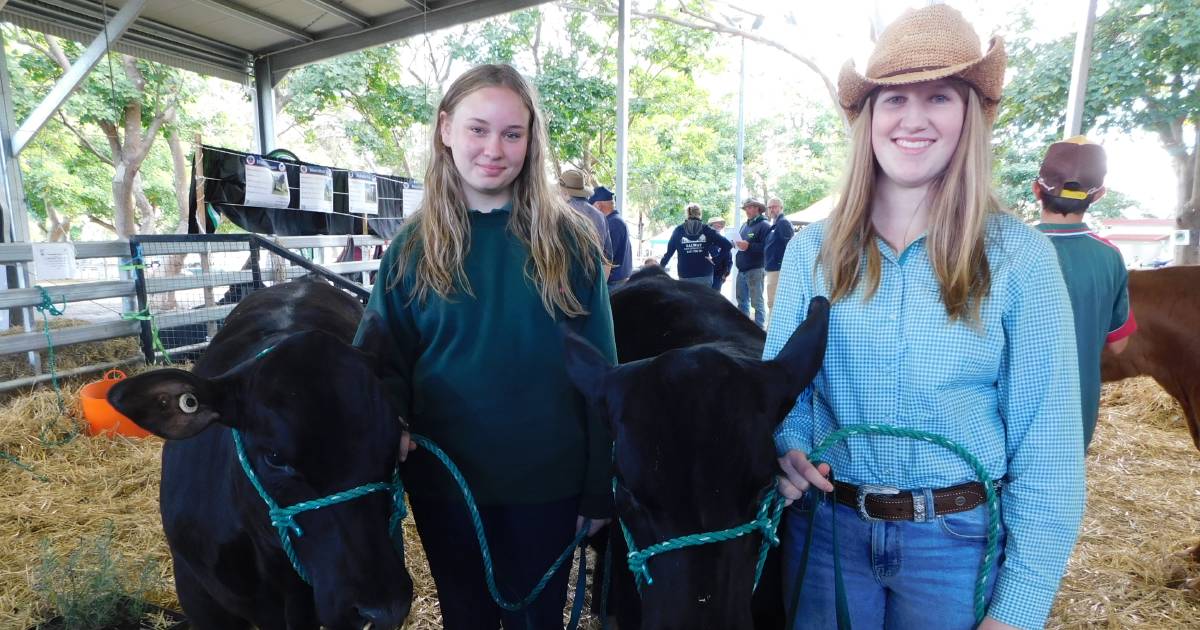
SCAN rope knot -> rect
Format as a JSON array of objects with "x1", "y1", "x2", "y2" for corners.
[
  {"x1": 35, "y1": 286, "x2": 65, "y2": 316},
  {"x1": 269, "y1": 507, "x2": 304, "y2": 537}
]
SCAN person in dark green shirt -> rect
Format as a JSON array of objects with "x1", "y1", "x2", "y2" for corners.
[
  {"x1": 1034, "y1": 136, "x2": 1136, "y2": 449},
  {"x1": 357, "y1": 64, "x2": 616, "y2": 630}
]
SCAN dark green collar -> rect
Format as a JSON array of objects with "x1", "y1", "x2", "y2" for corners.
[
  {"x1": 469, "y1": 200, "x2": 514, "y2": 214},
  {"x1": 1035, "y1": 222, "x2": 1089, "y2": 233}
]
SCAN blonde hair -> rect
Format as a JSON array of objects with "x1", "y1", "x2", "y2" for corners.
[
  {"x1": 819, "y1": 86, "x2": 999, "y2": 323},
  {"x1": 686, "y1": 203, "x2": 702, "y2": 219},
  {"x1": 393, "y1": 64, "x2": 601, "y2": 317}
]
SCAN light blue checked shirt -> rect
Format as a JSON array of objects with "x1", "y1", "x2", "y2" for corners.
[{"x1": 766, "y1": 213, "x2": 1084, "y2": 630}]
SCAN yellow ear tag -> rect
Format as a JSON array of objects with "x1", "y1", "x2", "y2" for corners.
[{"x1": 1059, "y1": 189, "x2": 1089, "y2": 200}]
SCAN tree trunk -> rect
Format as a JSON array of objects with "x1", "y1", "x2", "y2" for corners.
[
  {"x1": 46, "y1": 201, "x2": 70, "y2": 242},
  {"x1": 112, "y1": 161, "x2": 137, "y2": 237},
  {"x1": 158, "y1": 125, "x2": 192, "y2": 311}
]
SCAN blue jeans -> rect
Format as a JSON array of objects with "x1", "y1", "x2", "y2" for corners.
[
  {"x1": 782, "y1": 496, "x2": 1005, "y2": 629},
  {"x1": 680, "y1": 274, "x2": 713, "y2": 287},
  {"x1": 736, "y1": 267, "x2": 766, "y2": 327},
  {"x1": 712, "y1": 273, "x2": 727, "y2": 291}
]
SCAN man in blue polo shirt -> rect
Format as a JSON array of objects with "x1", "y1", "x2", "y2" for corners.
[
  {"x1": 589, "y1": 186, "x2": 633, "y2": 287},
  {"x1": 1034, "y1": 136, "x2": 1136, "y2": 449}
]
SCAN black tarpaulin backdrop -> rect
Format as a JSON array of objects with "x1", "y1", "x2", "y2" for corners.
[{"x1": 188, "y1": 145, "x2": 416, "y2": 238}]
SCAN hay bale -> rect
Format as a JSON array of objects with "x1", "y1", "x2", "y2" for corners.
[{"x1": 1047, "y1": 377, "x2": 1200, "y2": 629}]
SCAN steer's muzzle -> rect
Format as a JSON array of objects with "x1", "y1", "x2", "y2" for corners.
[{"x1": 355, "y1": 598, "x2": 411, "y2": 630}]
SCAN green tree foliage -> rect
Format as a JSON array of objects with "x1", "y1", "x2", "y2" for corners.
[
  {"x1": 282, "y1": 45, "x2": 434, "y2": 176},
  {"x1": 997, "y1": 0, "x2": 1200, "y2": 260},
  {"x1": 5, "y1": 26, "x2": 202, "y2": 236}
]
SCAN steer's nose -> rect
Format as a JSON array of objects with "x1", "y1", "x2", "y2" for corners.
[{"x1": 356, "y1": 601, "x2": 408, "y2": 630}]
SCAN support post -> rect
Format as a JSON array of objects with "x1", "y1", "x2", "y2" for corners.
[
  {"x1": 735, "y1": 36, "x2": 746, "y2": 214},
  {"x1": 1064, "y1": 0, "x2": 1098, "y2": 138},
  {"x1": 615, "y1": 0, "x2": 630, "y2": 249},
  {"x1": 253, "y1": 57, "x2": 276, "y2": 154}
]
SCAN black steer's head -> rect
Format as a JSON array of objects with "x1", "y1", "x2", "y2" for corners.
[
  {"x1": 108, "y1": 312, "x2": 413, "y2": 629},
  {"x1": 565, "y1": 297, "x2": 829, "y2": 630}
]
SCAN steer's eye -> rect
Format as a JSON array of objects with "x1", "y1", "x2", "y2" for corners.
[
  {"x1": 177, "y1": 393, "x2": 199, "y2": 414},
  {"x1": 264, "y1": 451, "x2": 289, "y2": 470}
]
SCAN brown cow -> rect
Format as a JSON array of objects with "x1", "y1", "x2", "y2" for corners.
[{"x1": 1101, "y1": 265, "x2": 1200, "y2": 449}]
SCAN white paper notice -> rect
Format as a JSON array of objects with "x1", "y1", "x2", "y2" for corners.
[
  {"x1": 243, "y1": 155, "x2": 291, "y2": 208},
  {"x1": 299, "y1": 165, "x2": 334, "y2": 213},
  {"x1": 32, "y1": 242, "x2": 77, "y2": 281},
  {"x1": 348, "y1": 171, "x2": 379, "y2": 215},
  {"x1": 402, "y1": 184, "x2": 424, "y2": 217}
]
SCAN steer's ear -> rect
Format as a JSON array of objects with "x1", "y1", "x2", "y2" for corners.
[
  {"x1": 108, "y1": 368, "x2": 237, "y2": 440},
  {"x1": 560, "y1": 324, "x2": 610, "y2": 405},
  {"x1": 769, "y1": 296, "x2": 830, "y2": 394},
  {"x1": 353, "y1": 310, "x2": 393, "y2": 374}
]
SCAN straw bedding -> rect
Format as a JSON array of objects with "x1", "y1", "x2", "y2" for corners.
[{"x1": 0, "y1": 373, "x2": 1196, "y2": 629}]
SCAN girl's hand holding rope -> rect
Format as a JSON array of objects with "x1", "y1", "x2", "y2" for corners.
[{"x1": 777, "y1": 449, "x2": 833, "y2": 504}]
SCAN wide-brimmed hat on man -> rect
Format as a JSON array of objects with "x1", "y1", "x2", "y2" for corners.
[
  {"x1": 558, "y1": 169, "x2": 593, "y2": 199},
  {"x1": 837, "y1": 4, "x2": 1007, "y2": 124}
]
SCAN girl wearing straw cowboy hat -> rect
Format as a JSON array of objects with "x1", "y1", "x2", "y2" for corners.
[{"x1": 765, "y1": 6, "x2": 1083, "y2": 630}]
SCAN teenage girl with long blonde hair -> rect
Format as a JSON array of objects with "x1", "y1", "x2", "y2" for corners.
[{"x1": 360, "y1": 63, "x2": 615, "y2": 629}]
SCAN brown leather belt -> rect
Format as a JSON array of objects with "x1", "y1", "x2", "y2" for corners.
[{"x1": 832, "y1": 480, "x2": 997, "y2": 522}]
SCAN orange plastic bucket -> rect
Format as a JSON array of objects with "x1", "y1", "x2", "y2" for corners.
[{"x1": 80, "y1": 370, "x2": 152, "y2": 438}]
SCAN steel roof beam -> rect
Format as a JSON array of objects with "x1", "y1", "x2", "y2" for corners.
[
  {"x1": 300, "y1": 0, "x2": 371, "y2": 29},
  {"x1": 192, "y1": 0, "x2": 314, "y2": 44},
  {"x1": 265, "y1": 0, "x2": 548, "y2": 76},
  {"x1": 23, "y1": 0, "x2": 252, "y2": 58}
]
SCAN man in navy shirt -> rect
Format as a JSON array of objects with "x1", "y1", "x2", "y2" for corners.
[
  {"x1": 589, "y1": 186, "x2": 633, "y2": 288},
  {"x1": 734, "y1": 198, "x2": 771, "y2": 327},
  {"x1": 763, "y1": 197, "x2": 795, "y2": 318}
]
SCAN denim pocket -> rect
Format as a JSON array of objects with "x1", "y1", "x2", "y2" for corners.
[{"x1": 937, "y1": 507, "x2": 998, "y2": 541}]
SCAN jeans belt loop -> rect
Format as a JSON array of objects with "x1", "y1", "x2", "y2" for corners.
[{"x1": 856, "y1": 484, "x2": 900, "y2": 522}]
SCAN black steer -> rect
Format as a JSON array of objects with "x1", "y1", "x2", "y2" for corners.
[
  {"x1": 567, "y1": 267, "x2": 829, "y2": 630},
  {"x1": 108, "y1": 278, "x2": 413, "y2": 630}
]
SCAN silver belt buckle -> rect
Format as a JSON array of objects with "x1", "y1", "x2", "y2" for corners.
[{"x1": 856, "y1": 484, "x2": 900, "y2": 521}]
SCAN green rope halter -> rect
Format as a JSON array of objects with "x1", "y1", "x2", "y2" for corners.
[
  {"x1": 230, "y1": 429, "x2": 405, "y2": 585},
  {"x1": 618, "y1": 480, "x2": 787, "y2": 593}
]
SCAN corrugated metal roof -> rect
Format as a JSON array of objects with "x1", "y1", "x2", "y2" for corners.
[{"x1": 1, "y1": 0, "x2": 548, "y2": 83}]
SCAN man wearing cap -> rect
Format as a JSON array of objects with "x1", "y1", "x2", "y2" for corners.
[
  {"x1": 763, "y1": 197, "x2": 794, "y2": 316},
  {"x1": 707, "y1": 217, "x2": 733, "y2": 292},
  {"x1": 558, "y1": 169, "x2": 614, "y2": 273},
  {"x1": 1034, "y1": 137, "x2": 1136, "y2": 449},
  {"x1": 734, "y1": 198, "x2": 770, "y2": 326},
  {"x1": 589, "y1": 186, "x2": 633, "y2": 287}
]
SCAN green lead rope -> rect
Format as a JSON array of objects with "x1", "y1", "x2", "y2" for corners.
[
  {"x1": 786, "y1": 424, "x2": 1002, "y2": 629},
  {"x1": 409, "y1": 434, "x2": 590, "y2": 618}
]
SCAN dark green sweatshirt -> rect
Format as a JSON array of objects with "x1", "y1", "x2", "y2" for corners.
[{"x1": 361, "y1": 206, "x2": 617, "y2": 517}]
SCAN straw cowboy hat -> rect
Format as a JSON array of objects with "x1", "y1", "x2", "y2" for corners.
[{"x1": 837, "y1": 5, "x2": 1007, "y2": 124}]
